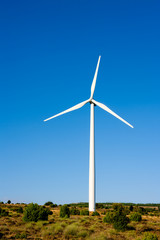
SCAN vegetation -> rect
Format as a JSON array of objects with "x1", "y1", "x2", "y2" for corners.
[
  {"x1": 23, "y1": 203, "x2": 52, "y2": 222},
  {"x1": 142, "y1": 232, "x2": 158, "y2": 240},
  {"x1": 60, "y1": 204, "x2": 70, "y2": 218},
  {"x1": 103, "y1": 204, "x2": 129, "y2": 231},
  {"x1": 92, "y1": 211, "x2": 100, "y2": 216},
  {"x1": 113, "y1": 211, "x2": 130, "y2": 231},
  {"x1": 70, "y1": 207, "x2": 80, "y2": 215},
  {"x1": 16, "y1": 206, "x2": 23, "y2": 213},
  {"x1": 130, "y1": 212, "x2": 142, "y2": 222},
  {"x1": 0, "y1": 207, "x2": 9, "y2": 217},
  {"x1": 129, "y1": 205, "x2": 134, "y2": 211},
  {"x1": 44, "y1": 201, "x2": 57, "y2": 208},
  {"x1": 103, "y1": 211, "x2": 115, "y2": 223},
  {"x1": 0, "y1": 202, "x2": 160, "y2": 239},
  {"x1": 80, "y1": 209, "x2": 89, "y2": 216}
]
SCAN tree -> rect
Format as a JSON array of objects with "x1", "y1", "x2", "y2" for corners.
[
  {"x1": 103, "y1": 204, "x2": 130, "y2": 231},
  {"x1": 60, "y1": 205, "x2": 70, "y2": 218},
  {"x1": 44, "y1": 201, "x2": 57, "y2": 208},
  {"x1": 23, "y1": 203, "x2": 52, "y2": 222}
]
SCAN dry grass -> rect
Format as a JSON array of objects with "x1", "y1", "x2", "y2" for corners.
[{"x1": 0, "y1": 203, "x2": 160, "y2": 239}]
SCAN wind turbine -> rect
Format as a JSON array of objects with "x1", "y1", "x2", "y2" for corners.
[{"x1": 44, "y1": 56, "x2": 133, "y2": 212}]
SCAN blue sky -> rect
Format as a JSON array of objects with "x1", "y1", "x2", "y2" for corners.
[{"x1": 0, "y1": 0, "x2": 160, "y2": 205}]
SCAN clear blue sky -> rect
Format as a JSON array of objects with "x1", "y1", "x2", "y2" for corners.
[{"x1": 0, "y1": 0, "x2": 160, "y2": 205}]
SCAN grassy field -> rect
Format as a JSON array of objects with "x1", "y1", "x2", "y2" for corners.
[{"x1": 0, "y1": 203, "x2": 160, "y2": 239}]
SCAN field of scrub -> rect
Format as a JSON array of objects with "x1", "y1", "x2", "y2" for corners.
[{"x1": 0, "y1": 202, "x2": 160, "y2": 240}]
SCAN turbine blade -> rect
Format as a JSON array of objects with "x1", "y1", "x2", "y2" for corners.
[
  {"x1": 92, "y1": 99, "x2": 134, "y2": 128},
  {"x1": 90, "y1": 56, "x2": 101, "y2": 99},
  {"x1": 44, "y1": 99, "x2": 89, "y2": 122}
]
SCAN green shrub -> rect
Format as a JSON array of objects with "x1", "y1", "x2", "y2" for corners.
[
  {"x1": 44, "y1": 201, "x2": 53, "y2": 206},
  {"x1": 60, "y1": 204, "x2": 70, "y2": 218},
  {"x1": 23, "y1": 203, "x2": 50, "y2": 222},
  {"x1": 113, "y1": 212, "x2": 130, "y2": 231},
  {"x1": 38, "y1": 206, "x2": 52, "y2": 220},
  {"x1": 96, "y1": 203, "x2": 105, "y2": 209},
  {"x1": 17, "y1": 207, "x2": 23, "y2": 213},
  {"x1": 134, "y1": 206, "x2": 147, "y2": 215},
  {"x1": 92, "y1": 211, "x2": 100, "y2": 216},
  {"x1": 44, "y1": 201, "x2": 57, "y2": 208},
  {"x1": 142, "y1": 232, "x2": 158, "y2": 240},
  {"x1": 103, "y1": 211, "x2": 115, "y2": 223},
  {"x1": 72, "y1": 202, "x2": 88, "y2": 208},
  {"x1": 112, "y1": 203, "x2": 129, "y2": 215},
  {"x1": 7, "y1": 200, "x2": 11, "y2": 204},
  {"x1": 103, "y1": 204, "x2": 129, "y2": 231},
  {"x1": 70, "y1": 207, "x2": 80, "y2": 215},
  {"x1": 105, "y1": 206, "x2": 109, "y2": 209},
  {"x1": 130, "y1": 212, "x2": 142, "y2": 222},
  {"x1": 15, "y1": 232, "x2": 27, "y2": 239},
  {"x1": 80, "y1": 209, "x2": 89, "y2": 216},
  {"x1": 78, "y1": 230, "x2": 88, "y2": 238},
  {"x1": 0, "y1": 207, "x2": 9, "y2": 217},
  {"x1": 64, "y1": 223, "x2": 78, "y2": 238},
  {"x1": 51, "y1": 223, "x2": 64, "y2": 234},
  {"x1": 129, "y1": 205, "x2": 133, "y2": 211},
  {"x1": 112, "y1": 203, "x2": 123, "y2": 211}
]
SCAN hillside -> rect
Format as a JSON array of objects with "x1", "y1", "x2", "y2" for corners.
[{"x1": 0, "y1": 202, "x2": 160, "y2": 239}]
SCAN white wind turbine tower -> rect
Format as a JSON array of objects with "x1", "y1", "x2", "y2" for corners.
[{"x1": 44, "y1": 56, "x2": 133, "y2": 212}]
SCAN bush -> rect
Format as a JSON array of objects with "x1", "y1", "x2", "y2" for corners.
[
  {"x1": 112, "y1": 203, "x2": 129, "y2": 215},
  {"x1": 96, "y1": 203, "x2": 105, "y2": 209},
  {"x1": 70, "y1": 207, "x2": 80, "y2": 215},
  {"x1": 7, "y1": 200, "x2": 11, "y2": 204},
  {"x1": 23, "y1": 203, "x2": 50, "y2": 222},
  {"x1": 102, "y1": 210, "x2": 106, "y2": 215},
  {"x1": 80, "y1": 209, "x2": 89, "y2": 216},
  {"x1": 130, "y1": 212, "x2": 142, "y2": 222},
  {"x1": 72, "y1": 202, "x2": 88, "y2": 208},
  {"x1": 92, "y1": 211, "x2": 100, "y2": 216},
  {"x1": 51, "y1": 223, "x2": 63, "y2": 234},
  {"x1": 112, "y1": 203, "x2": 123, "y2": 211},
  {"x1": 44, "y1": 201, "x2": 57, "y2": 208},
  {"x1": 113, "y1": 213, "x2": 130, "y2": 231},
  {"x1": 103, "y1": 204, "x2": 130, "y2": 231},
  {"x1": 17, "y1": 207, "x2": 23, "y2": 213},
  {"x1": 15, "y1": 232, "x2": 27, "y2": 239},
  {"x1": 103, "y1": 211, "x2": 115, "y2": 223},
  {"x1": 78, "y1": 230, "x2": 88, "y2": 238},
  {"x1": 142, "y1": 232, "x2": 158, "y2": 240},
  {"x1": 0, "y1": 207, "x2": 9, "y2": 217},
  {"x1": 44, "y1": 201, "x2": 53, "y2": 206},
  {"x1": 129, "y1": 205, "x2": 133, "y2": 211},
  {"x1": 64, "y1": 224, "x2": 78, "y2": 238},
  {"x1": 134, "y1": 206, "x2": 147, "y2": 215},
  {"x1": 60, "y1": 205, "x2": 70, "y2": 218},
  {"x1": 0, "y1": 233, "x2": 3, "y2": 239}
]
